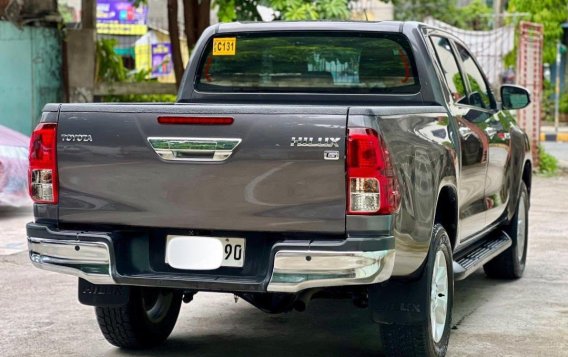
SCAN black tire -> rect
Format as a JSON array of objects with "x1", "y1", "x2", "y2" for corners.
[
  {"x1": 95, "y1": 287, "x2": 183, "y2": 349},
  {"x1": 483, "y1": 182, "x2": 529, "y2": 279},
  {"x1": 379, "y1": 224, "x2": 454, "y2": 357}
]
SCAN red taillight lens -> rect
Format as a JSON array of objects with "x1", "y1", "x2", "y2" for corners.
[
  {"x1": 28, "y1": 123, "x2": 58, "y2": 204},
  {"x1": 346, "y1": 128, "x2": 400, "y2": 215}
]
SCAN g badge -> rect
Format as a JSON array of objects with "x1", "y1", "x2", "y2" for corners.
[{"x1": 324, "y1": 151, "x2": 339, "y2": 160}]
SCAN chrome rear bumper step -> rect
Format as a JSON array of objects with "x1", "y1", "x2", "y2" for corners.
[
  {"x1": 267, "y1": 249, "x2": 395, "y2": 293},
  {"x1": 28, "y1": 237, "x2": 114, "y2": 285},
  {"x1": 453, "y1": 231, "x2": 512, "y2": 281}
]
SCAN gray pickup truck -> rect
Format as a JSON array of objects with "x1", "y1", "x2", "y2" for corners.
[{"x1": 27, "y1": 21, "x2": 532, "y2": 356}]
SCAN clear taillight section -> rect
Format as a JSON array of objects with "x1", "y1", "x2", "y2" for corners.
[
  {"x1": 346, "y1": 128, "x2": 400, "y2": 215},
  {"x1": 28, "y1": 123, "x2": 58, "y2": 203},
  {"x1": 349, "y1": 177, "x2": 380, "y2": 212}
]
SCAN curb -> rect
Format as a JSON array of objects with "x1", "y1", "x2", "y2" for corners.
[{"x1": 540, "y1": 133, "x2": 568, "y2": 142}]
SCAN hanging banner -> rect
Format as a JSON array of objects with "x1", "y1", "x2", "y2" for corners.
[
  {"x1": 151, "y1": 43, "x2": 173, "y2": 77},
  {"x1": 96, "y1": 0, "x2": 148, "y2": 35}
]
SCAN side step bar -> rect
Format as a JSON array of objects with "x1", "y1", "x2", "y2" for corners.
[{"x1": 453, "y1": 231, "x2": 512, "y2": 281}]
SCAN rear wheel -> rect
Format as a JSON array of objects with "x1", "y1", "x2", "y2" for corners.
[
  {"x1": 483, "y1": 182, "x2": 529, "y2": 279},
  {"x1": 95, "y1": 287, "x2": 182, "y2": 349},
  {"x1": 379, "y1": 224, "x2": 454, "y2": 357}
]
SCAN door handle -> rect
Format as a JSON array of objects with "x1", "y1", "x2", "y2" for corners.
[{"x1": 148, "y1": 137, "x2": 242, "y2": 162}]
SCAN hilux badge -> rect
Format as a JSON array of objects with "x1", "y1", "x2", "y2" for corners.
[{"x1": 290, "y1": 137, "x2": 341, "y2": 148}]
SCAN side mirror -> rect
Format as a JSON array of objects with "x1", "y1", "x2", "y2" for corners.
[{"x1": 501, "y1": 84, "x2": 531, "y2": 110}]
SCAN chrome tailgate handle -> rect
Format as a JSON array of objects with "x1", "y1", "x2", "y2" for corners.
[{"x1": 148, "y1": 137, "x2": 242, "y2": 162}]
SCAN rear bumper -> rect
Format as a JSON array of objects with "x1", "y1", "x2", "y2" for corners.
[
  {"x1": 27, "y1": 223, "x2": 395, "y2": 293},
  {"x1": 29, "y1": 237, "x2": 114, "y2": 285},
  {"x1": 268, "y1": 249, "x2": 394, "y2": 292}
]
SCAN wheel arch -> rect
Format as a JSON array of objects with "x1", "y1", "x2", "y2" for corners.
[
  {"x1": 434, "y1": 184, "x2": 458, "y2": 250},
  {"x1": 506, "y1": 129, "x2": 533, "y2": 222}
]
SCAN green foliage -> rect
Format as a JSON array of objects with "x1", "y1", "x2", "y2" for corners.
[
  {"x1": 96, "y1": 39, "x2": 176, "y2": 103},
  {"x1": 508, "y1": 0, "x2": 568, "y2": 64},
  {"x1": 392, "y1": 0, "x2": 492, "y2": 30},
  {"x1": 390, "y1": 0, "x2": 459, "y2": 23},
  {"x1": 560, "y1": 92, "x2": 568, "y2": 114},
  {"x1": 451, "y1": 72, "x2": 490, "y2": 106},
  {"x1": 274, "y1": 0, "x2": 350, "y2": 20},
  {"x1": 542, "y1": 80, "x2": 555, "y2": 121},
  {"x1": 102, "y1": 93, "x2": 177, "y2": 103},
  {"x1": 538, "y1": 145, "x2": 559, "y2": 175},
  {"x1": 453, "y1": 0, "x2": 492, "y2": 31},
  {"x1": 96, "y1": 39, "x2": 128, "y2": 82},
  {"x1": 59, "y1": 4, "x2": 75, "y2": 23},
  {"x1": 215, "y1": 0, "x2": 262, "y2": 22},
  {"x1": 216, "y1": 0, "x2": 350, "y2": 21},
  {"x1": 452, "y1": 72, "x2": 466, "y2": 96},
  {"x1": 315, "y1": 0, "x2": 350, "y2": 19}
]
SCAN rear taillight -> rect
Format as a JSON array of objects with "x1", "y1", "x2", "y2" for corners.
[
  {"x1": 28, "y1": 123, "x2": 58, "y2": 203},
  {"x1": 346, "y1": 128, "x2": 400, "y2": 215}
]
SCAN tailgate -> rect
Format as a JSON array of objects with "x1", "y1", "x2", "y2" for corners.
[{"x1": 56, "y1": 104, "x2": 347, "y2": 233}]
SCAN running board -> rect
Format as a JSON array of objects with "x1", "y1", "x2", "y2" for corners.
[{"x1": 453, "y1": 231, "x2": 512, "y2": 281}]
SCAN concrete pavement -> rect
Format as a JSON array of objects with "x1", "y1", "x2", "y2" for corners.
[
  {"x1": 0, "y1": 207, "x2": 31, "y2": 255},
  {"x1": 542, "y1": 141, "x2": 568, "y2": 170},
  {"x1": 1, "y1": 176, "x2": 567, "y2": 356}
]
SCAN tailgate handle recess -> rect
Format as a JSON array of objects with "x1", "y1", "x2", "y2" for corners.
[{"x1": 148, "y1": 137, "x2": 241, "y2": 162}]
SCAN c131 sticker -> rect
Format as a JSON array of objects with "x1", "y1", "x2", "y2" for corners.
[{"x1": 213, "y1": 38, "x2": 236, "y2": 56}]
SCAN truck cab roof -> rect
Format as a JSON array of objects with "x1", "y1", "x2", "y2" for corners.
[{"x1": 215, "y1": 20, "x2": 422, "y2": 34}]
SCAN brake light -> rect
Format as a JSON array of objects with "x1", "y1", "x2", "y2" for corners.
[
  {"x1": 157, "y1": 116, "x2": 234, "y2": 125},
  {"x1": 346, "y1": 128, "x2": 400, "y2": 215},
  {"x1": 28, "y1": 123, "x2": 58, "y2": 203}
]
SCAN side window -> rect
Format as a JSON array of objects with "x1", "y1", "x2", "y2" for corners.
[
  {"x1": 429, "y1": 36, "x2": 467, "y2": 104},
  {"x1": 455, "y1": 43, "x2": 493, "y2": 109}
]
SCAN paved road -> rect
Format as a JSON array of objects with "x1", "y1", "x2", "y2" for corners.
[
  {"x1": 1, "y1": 176, "x2": 567, "y2": 357},
  {"x1": 542, "y1": 142, "x2": 568, "y2": 169}
]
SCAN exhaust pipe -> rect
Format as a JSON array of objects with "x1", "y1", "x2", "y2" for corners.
[{"x1": 293, "y1": 289, "x2": 319, "y2": 312}]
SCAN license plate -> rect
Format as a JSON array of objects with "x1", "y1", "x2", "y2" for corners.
[
  {"x1": 165, "y1": 235, "x2": 245, "y2": 269},
  {"x1": 217, "y1": 237, "x2": 246, "y2": 268}
]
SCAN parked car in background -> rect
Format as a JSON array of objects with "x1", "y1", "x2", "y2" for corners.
[{"x1": 0, "y1": 125, "x2": 30, "y2": 207}]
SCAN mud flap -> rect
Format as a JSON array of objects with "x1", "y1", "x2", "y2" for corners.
[
  {"x1": 78, "y1": 278, "x2": 130, "y2": 307},
  {"x1": 368, "y1": 270, "x2": 429, "y2": 325}
]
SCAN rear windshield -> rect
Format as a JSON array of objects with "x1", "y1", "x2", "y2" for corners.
[{"x1": 195, "y1": 32, "x2": 420, "y2": 94}]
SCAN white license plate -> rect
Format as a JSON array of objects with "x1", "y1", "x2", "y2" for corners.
[
  {"x1": 165, "y1": 235, "x2": 245, "y2": 269},
  {"x1": 217, "y1": 237, "x2": 246, "y2": 268}
]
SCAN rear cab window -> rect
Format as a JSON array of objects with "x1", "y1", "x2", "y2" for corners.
[{"x1": 195, "y1": 32, "x2": 420, "y2": 94}]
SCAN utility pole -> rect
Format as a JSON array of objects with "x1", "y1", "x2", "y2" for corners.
[
  {"x1": 493, "y1": 0, "x2": 503, "y2": 29},
  {"x1": 65, "y1": 0, "x2": 97, "y2": 102},
  {"x1": 81, "y1": 0, "x2": 96, "y2": 30},
  {"x1": 554, "y1": 41, "x2": 561, "y2": 135}
]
